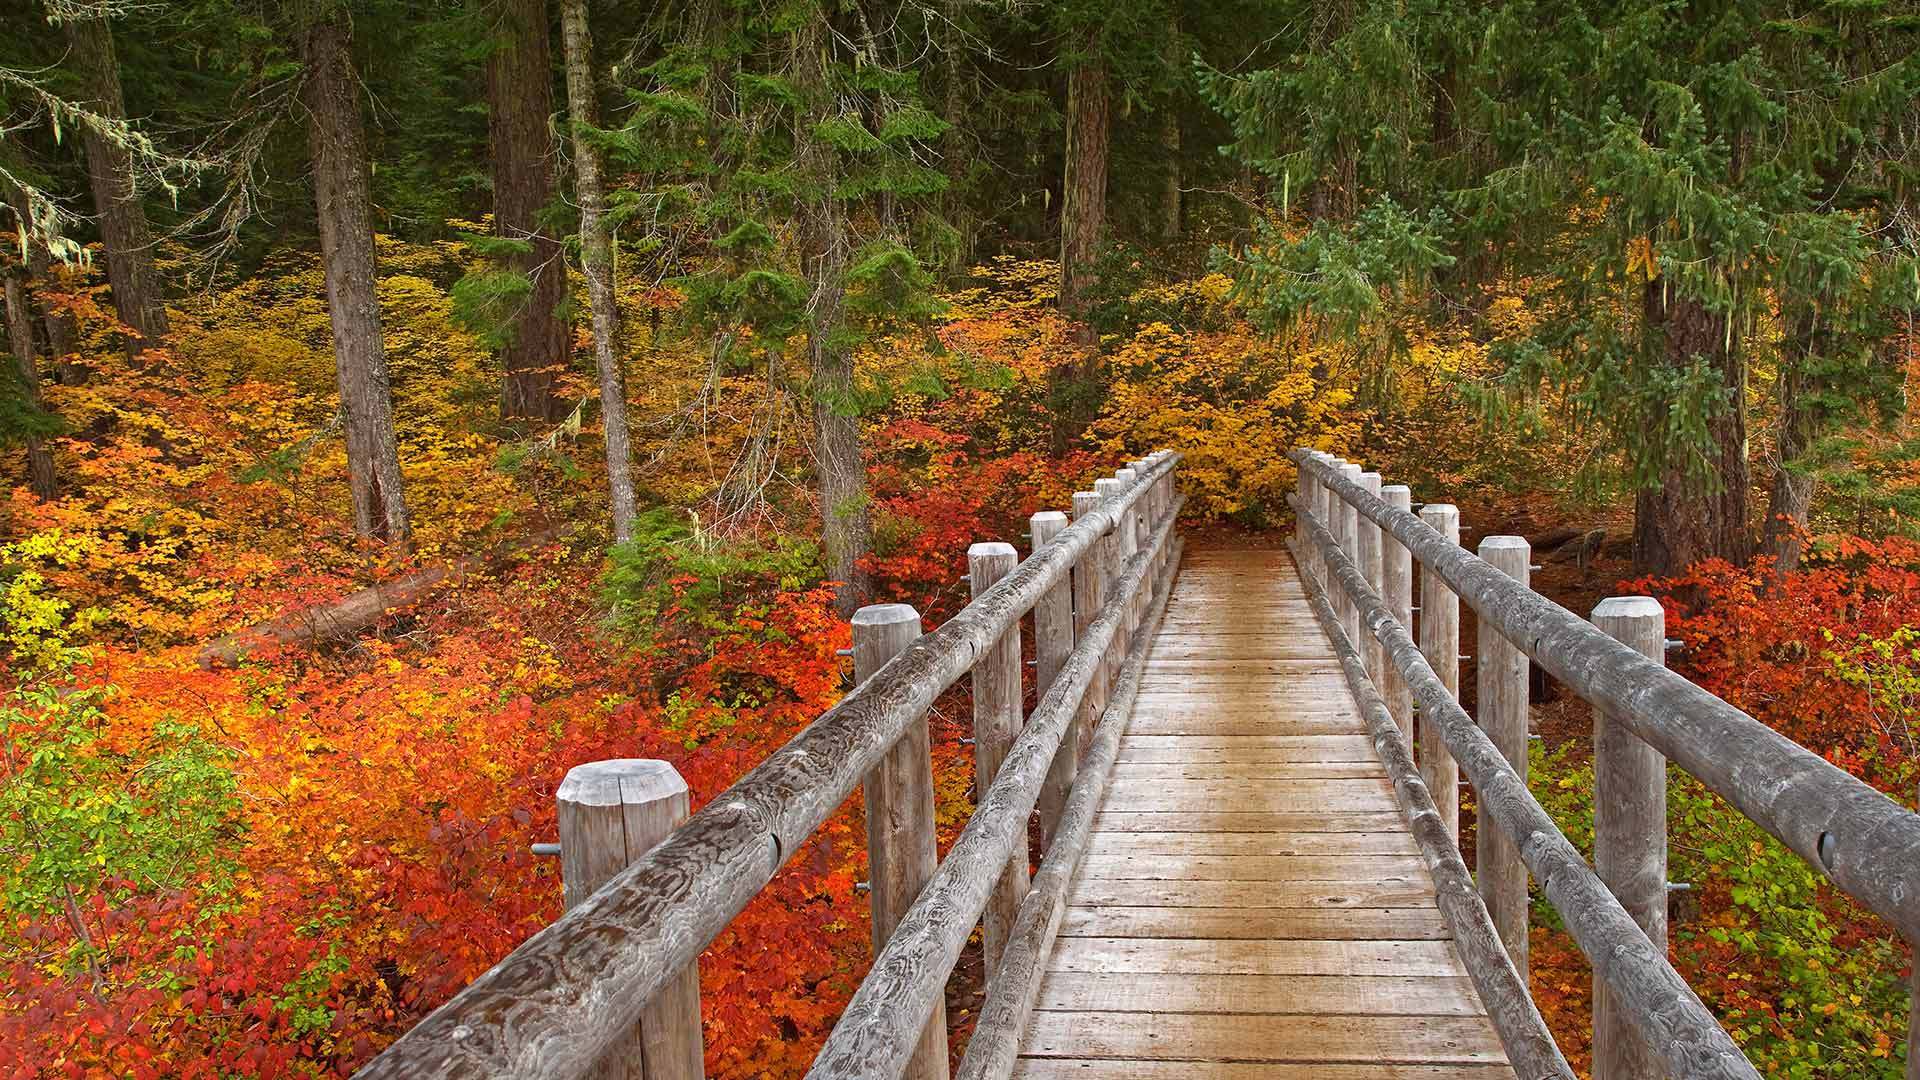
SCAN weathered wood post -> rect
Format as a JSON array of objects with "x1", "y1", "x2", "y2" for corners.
[
  {"x1": 1591, "y1": 596, "x2": 1668, "y2": 1080},
  {"x1": 1070, "y1": 490, "x2": 1107, "y2": 756},
  {"x1": 1030, "y1": 510, "x2": 1076, "y2": 849},
  {"x1": 1115, "y1": 467, "x2": 1143, "y2": 638},
  {"x1": 1418, "y1": 503, "x2": 1462, "y2": 839},
  {"x1": 1311, "y1": 453, "x2": 1336, "y2": 593},
  {"x1": 1094, "y1": 476, "x2": 1129, "y2": 690},
  {"x1": 1477, "y1": 536, "x2": 1531, "y2": 978},
  {"x1": 556, "y1": 760, "x2": 705, "y2": 1080},
  {"x1": 1335, "y1": 461, "x2": 1365, "y2": 666},
  {"x1": 848, "y1": 604, "x2": 949, "y2": 1080},
  {"x1": 1380, "y1": 483, "x2": 1415, "y2": 744},
  {"x1": 1357, "y1": 471, "x2": 1384, "y2": 678},
  {"x1": 969, "y1": 541, "x2": 1029, "y2": 977},
  {"x1": 1295, "y1": 451, "x2": 1317, "y2": 587}
]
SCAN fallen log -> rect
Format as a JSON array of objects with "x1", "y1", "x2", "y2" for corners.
[{"x1": 195, "y1": 527, "x2": 563, "y2": 669}]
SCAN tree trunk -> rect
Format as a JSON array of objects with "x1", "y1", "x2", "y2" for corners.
[
  {"x1": 4, "y1": 189, "x2": 78, "y2": 381},
  {"x1": 1760, "y1": 320, "x2": 1821, "y2": 571},
  {"x1": 1633, "y1": 283, "x2": 1750, "y2": 576},
  {"x1": 65, "y1": 16, "x2": 170, "y2": 342},
  {"x1": 488, "y1": 0, "x2": 568, "y2": 422},
  {"x1": 1160, "y1": 20, "x2": 1182, "y2": 244},
  {"x1": 4, "y1": 269, "x2": 56, "y2": 499},
  {"x1": 1058, "y1": 47, "x2": 1110, "y2": 331},
  {"x1": 793, "y1": 13, "x2": 872, "y2": 617},
  {"x1": 301, "y1": 8, "x2": 411, "y2": 548},
  {"x1": 558, "y1": 0, "x2": 638, "y2": 544}
]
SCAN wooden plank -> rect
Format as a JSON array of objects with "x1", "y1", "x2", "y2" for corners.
[
  {"x1": 1092, "y1": 810, "x2": 1408, "y2": 833},
  {"x1": 1114, "y1": 744, "x2": 1381, "y2": 764},
  {"x1": 1014, "y1": 1060, "x2": 1516, "y2": 1080},
  {"x1": 1060, "y1": 905, "x2": 1450, "y2": 940},
  {"x1": 1032, "y1": 972, "x2": 1486, "y2": 1015},
  {"x1": 1107, "y1": 761, "x2": 1382, "y2": 780},
  {"x1": 1047, "y1": 936, "x2": 1466, "y2": 977},
  {"x1": 1076, "y1": 853, "x2": 1429, "y2": 882},
  {"x1": 1066, "y1": 878, "x2": 1437, "y2": 909},
  {"x1": 1018, "y1": 1012, "x2": 1507, "y2": 1064},
  {"x1": 1116, "y1": 733, "x2": 1376, "y2": 752},
  {"x1": 1122, "y1": 718, "x2": 1370, "y2": 737},
  {"x1": 1102, "y1": 778, "x2": 1392, "y2": 805},
  {"x1": 1086, "y1": 831, "x2": 1418, "y2": 856}
]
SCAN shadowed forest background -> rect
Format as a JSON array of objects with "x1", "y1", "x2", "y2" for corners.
[{"x1": 2, "y1": 0, "x2": 1919, "y2": 1075}]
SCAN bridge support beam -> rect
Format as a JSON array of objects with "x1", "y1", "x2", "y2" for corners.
[
  {"x1": 1477, "y1": 536, "x2": 1532, "y2": 980},
  {"x1": 1592, "y1": 596, "x2": 1668, "y2": 1080},
  {"x1": 556, "y1": 760, "x2": 705, "y2": 1080}
]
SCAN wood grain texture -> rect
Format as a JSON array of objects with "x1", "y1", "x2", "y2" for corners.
[
  {"x1": 851, "y1": 604, "x2": 947, "y2": 1080},
  {"x1": 1031, "y1": 511, "x2": 1076, "y2": 849},
  {"x1": 1476, "y1": 537, "x2": 1532, "y2": 982},
  {"x1": 1019, "y1": 1012, "x2": 1508, "y2": 1064},
  {"x1": 971, "y1": 541, "x2": 1029, "y2": 977},
  {"x1": 952, "y1": 536, "x2": 1184, "y2": 1080},
  {"x1": 805, "y1": 493, "x2": 1183, "y2": 1080},
  {"x1": 1591, "y1": 596, "x2": 1668, "y2": 1080},
  {"x1": 1294, "y1": 448, "x2": 1920, "y2": 943},
  {"x1": 1014, "y1": 1061, "x2": 1516, "y2": 1080},
  {"x1": 555, "y1": 761, "x2": 702, "y2": 1080},
  {"x1": 356, "y1": 457, "x2": 1180, "y2": 1080},
  {"x1": 1058, "y1": 905, "x2": 1449, "y2": 940},
  {"x1": 1380, "y1": 484, "x2": 1416, "y2": 743},
  {"x1": 1290, "y1": 482, "x2": 1756, "y2": 1080},
  {"x1": 1003, "y1": 546, "x2": 1517, "y2": 1080},
  {"x1": 1290, "y1": 510, "x2": 1570, "y2": 1080},
  {"x1": 1417, "y1": 502, "x2": 1462, "y2": 841}
]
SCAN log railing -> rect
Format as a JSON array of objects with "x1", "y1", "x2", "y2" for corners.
[
  {"x1": 1288, "y1": 446, "x2": 1920, "y2": 1080},
  {"x1": 355, "y1": 452, "x2": 1183, "y2": 1080}
]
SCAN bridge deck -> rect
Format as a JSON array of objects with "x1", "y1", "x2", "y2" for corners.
[{"x1": 1013, "y1": 548, "x2": 1515, "y2": 1079}]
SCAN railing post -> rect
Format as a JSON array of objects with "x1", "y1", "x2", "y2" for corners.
[
  {"x1": 1418, "y1": 503, "x2": 1462, "y2": 839},
  {"x1": 1592, "y1": 595, "x2": 1669, "y2": 1080},
  {"x1": 1295, "y1": 452, "x2": 1317, "y2": 588},
  {"x1": 1115, "y1": 468, "x2": 1144, "y2": 640},
  {"x1": 1477, "y1": 536, "x2": 1532, "y2": 978},
  {"x1": 1380, "y1": 483, "x2": 1414, "y2": 745},
  {"x1": 969, "y1": 541, "x2": 1029, "y2": 978},
  {"x1": 1030, "y1": 510, "x2": 1076, "y2": 849},
  {"x1": 1330, "y1": 461, "x2": 1362, "y2": 648},
  {"x1": 1070, "y1": 490, "x2": 1107, "y2": 760},
  {"x1": 1094, "y1": 476, "x2": 1129, "y2": 695},
  {"x1": 848, "y1": 604, "x2": 949, "y2": 1080},
  {"x1": 556, "y1": 760, "x2": 705, "y2": 1080},
  {"x1": 1357, "y1": 471, "x2": 1384, "y2": 678}
]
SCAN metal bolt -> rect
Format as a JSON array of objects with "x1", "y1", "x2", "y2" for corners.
[
  {"x1": 835, "y1": 648, "x2": 853, "y2": 657},
  {"x1": 853, "y1": 881, "x2": 872, "y2": 894},
  {"x1": 1529, "y1": 564, "x2": 1543, "y2": 572},
  {"x1": 530, "y1": 842, "x2": 561, "y2": 857},
  {"x1": 1665, "y1": 638, "x2": 1684, "y2": 651},
  {"x1": 1666, "y1": 881, "x2": 1693, "y2": 893},
  {"x1": 959, "y1": 737, "x2": 976, "y2": 746}
]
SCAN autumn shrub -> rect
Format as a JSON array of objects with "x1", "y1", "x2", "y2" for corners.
[{"x1": 1093, "y1": 308, "x2": 1360, "y2": 525}]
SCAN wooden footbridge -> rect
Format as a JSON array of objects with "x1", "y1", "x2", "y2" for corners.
[{"x1": 360, "y1": 450, "x2": 1920, "y2": 1080}]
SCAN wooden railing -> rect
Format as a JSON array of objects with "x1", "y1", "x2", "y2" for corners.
[
  {"x1": 1288, "y1": 447, "x2": 1920, "y2": 1080},
  {"x1": 355, "y1": 452, "x2": 1184, "y2": 1080}
]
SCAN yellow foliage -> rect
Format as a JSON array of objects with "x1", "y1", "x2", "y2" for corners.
[{"x1": 1094, "y1": 322, "x2": 1360, "y2": 522}]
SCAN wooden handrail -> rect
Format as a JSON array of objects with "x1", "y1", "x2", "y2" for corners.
[
  {"x1": 1289, "y1": 448, "x2": 1920, "y2": 942},
  {"x1": 806, "y1": 494, "x2": 1184, "y2": 1080},
  {"x1": 355, "y1": 452, "x2": 1180, "y2": 1080},
  {"x1": 1289, "y1": 531, "x2": 1572, "y2": 1080},
  {"x1": 1292, "y1": 489, "x2": 1758, "y2": 1079}
]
